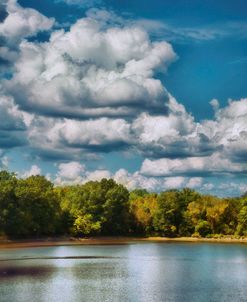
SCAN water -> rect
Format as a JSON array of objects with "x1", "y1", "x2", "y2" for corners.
[{"x1": 0, "y1": 242, "x2": 247, "y2": 302}]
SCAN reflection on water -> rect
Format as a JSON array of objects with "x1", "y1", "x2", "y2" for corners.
[
  {"x1": 0, "y1": 265, "x2": 54, "y2": 279},
  {"x1": 0, "y1": 243, "x2": 247, "y2": 302}
]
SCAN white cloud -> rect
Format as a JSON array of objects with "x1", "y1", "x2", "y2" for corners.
[
  {"x1": 85, "y1": 169, "x2": 111, "y2": 181},
  {"x1": 0, "y1": 0, "x2": 54, "y2": 44},
  {"x1": 218, "y1": 182, "x2": 247, "y2": 194},
  {"x1": 22, "y1": 164, "x2": 41, "y2": 178},
  {"x1": 0, "y1": 94, "x2": 27, "y2": 130},
  {"x1": 200, "y1": 181, "x2": 247, "y2": 197},
  {"x1": 54, "y1": 166, "x2": 161, "y2": 191},
  {"x1": 7, "y1": 11, "x2": 176, "y2": 118},
  {"x1": 58, "y1": 118, "x2": 131, "y2": 148},
  {"x1": 0, "y1": 155, "x2": 9, "y2": 169},
  {"x1": 163, "y1": 177, "x2": 185, "y2": 189},
  {"x1": 52, "y1": 163, "x2": 245, "y2": 197},
  {"x1": 113, "y1": 168, "x2": 160, "y2": 191},
  {"x1": 55, "y1": 165, "x2": 110, "y2": 184},
  {"x1": 22, "y1": 96, "x2": 247, "y2": 173},
  {"x1": 0, "y1": 93, "x2": 32, "y2": 148},
  {"x1": 163, "y1": 176, "x2": 203, "y2": 190},
  {"x1": 141, "y1": 152, "x2": 245, "y2": 177},
  {"x1": 134, "y1": 97, "x2": 247, "y2": 173},
  {"x1": 27, "y1": 116, "x2": 132, "y2": 159},
  {"x1": 53, "y1": 166, "x2": 205, "y2": 192},
  {"x1": 186, "y1": 177, "x2": 203, "y2": 188},
  {"x1": 0, "y1": 0, "x2": 54, "y2": 73},
  {"x1": 131, "y1": 96, "x2": 200, "y2": 157},
  {"x1": 239, "y1": 183, "x2": 247, "y2": 194},
  {"x1": 202, "y1": 183, "x2": 215, "y2": 191},
  {"x1": 56, "y1": 161, "x2": 85, "y2": 180},
  {"x1": 200, "y1": 98, "x2": 247, "y2": 161},
  {"x1": 209, "y1": 98, "x2": 219, "y2": 111}
]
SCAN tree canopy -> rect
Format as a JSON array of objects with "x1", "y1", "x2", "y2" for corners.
[{"x1": 0, "y1": 171, "x2": 246, "y2": 239}]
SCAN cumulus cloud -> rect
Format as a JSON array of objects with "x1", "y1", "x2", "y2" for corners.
[
  {"x1": 51, "y1": 160, "x2": 244, "y2": 197},
  {"x1": 26, "y1": 115, "x2": 132, "y2": 161},
  {"x1": 113, "y1": 168, "x2": 161, "y2": 191},
  {"x1": 0, "y1": 93, "x2": 31, "y2": 148},
  {"x1": 186, "y1": 177, "x2": 203, "y2": 188},
  {"x1": 163, "y1": 177, "x2": 185, "y2": 189},
  {"x1": 0, "y1": 0, "x2": 54, "y2": 70},
  {"x1": 134, "y1": 98, "x2": 247, "y2": 173},
  {"x1": 85, "y1": 169, "x2": 111, "y2": 181},
  {"x1": 208, "y1": 98, "x2": 247, "y2": 162},
  {"x1": 131, "y1": 97, "x2": 202, "y2": 158},
  {"x1": 17, "y1": 95, "x2": 246, "y2": 171},
  {"x1": 0, "y1": 0, "x2": 54, "y2": 43},
  {"x1": 54, "y1": 165, "x2": 165, "y2": 191},
  {"x1": 55, "y1": 163, "x2": 111, "y2": 185},
  {"x1": 22, "y1": 164, "x2": 41, "y2": 178},
  {"x1": 141, "y1": 152, "x2": 246, "y2": 177},
  {"x1": 200, "y1": 180, "x2": 247, "y2": 197},
  {"x1": 0, "y1": 94, "x2": 28, "y2": 130},
  {"x1": 53, "y1": 164, "x2": 205, "y2": 192},
  {"x1": 132, "y1": 97, "x2": 247, "y2": 160},
  {"x1": 56, "y1": 161, "x2": 85, "y2": 183},
  {"x1": 0, "y1": 155, "x2": 9, "y2": 169},
  {"x1": 6, "y1": 10, "x2": 176, "y2": 118},
  {"x1": 57, "y1": 118, "x2": 132, "y2": 150},
  {"x1": 162, "y1": 176, "x2": 203, "y2": 190}
]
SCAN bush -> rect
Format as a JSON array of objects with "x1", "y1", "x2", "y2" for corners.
[{"x1": 195, "y1": 220, "x2": 212, "y2": 237}]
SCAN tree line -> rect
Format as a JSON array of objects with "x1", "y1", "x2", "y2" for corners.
[{"x1": 0, "y1": 170, "x2": 246, "y2": 238}]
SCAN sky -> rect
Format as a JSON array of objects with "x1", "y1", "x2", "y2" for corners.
[{"x1": 0, "y1": 0, "x2": 246, "y2": 196}]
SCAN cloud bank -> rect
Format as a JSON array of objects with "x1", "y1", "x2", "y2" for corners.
[{"x1": 0, "y1": 1, "x2": 246, "y2": 196}]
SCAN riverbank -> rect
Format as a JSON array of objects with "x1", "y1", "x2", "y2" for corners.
[{"x1": 0, "y1": 236, "x2": 247, "y2": 249}]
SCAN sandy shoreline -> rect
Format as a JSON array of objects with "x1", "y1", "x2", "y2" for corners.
[{"x1": 0, "y1": 236, "x2": 247, "y2": 249}]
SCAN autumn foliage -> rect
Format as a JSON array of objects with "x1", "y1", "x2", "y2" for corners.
[{"x1": 0, "y1": 171, "x2": 246, "y2": 238}]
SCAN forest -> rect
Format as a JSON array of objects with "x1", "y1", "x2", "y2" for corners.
[{"x1": 0, "y1": 170, "x2": 246, "y2": 239}]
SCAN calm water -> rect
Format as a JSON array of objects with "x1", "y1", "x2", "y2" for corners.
[{"x1": 0, "y1": 242, "x2": 247, "y2": 302}]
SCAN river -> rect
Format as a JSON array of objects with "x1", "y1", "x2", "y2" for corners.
[{"x1": 0, "y1": 242, "x2": 247, "y2": 302}]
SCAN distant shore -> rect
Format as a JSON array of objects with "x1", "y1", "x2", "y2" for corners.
[{"x1": 0, "y1": 236, "x2": 247, "y2": 249}]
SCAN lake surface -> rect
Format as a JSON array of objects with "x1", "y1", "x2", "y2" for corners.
[{"x1": 0, "y1": 242, "x2": 247, "y2": 302}]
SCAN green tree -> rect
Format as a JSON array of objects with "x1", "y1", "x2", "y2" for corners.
[
  {"x1": 14, "y1": 176, "x2": 62, "y2": 237},
  {"x1": 0, "y1": 170, "x2": 246, "y2": 239},
  {"x1": 0, "y1": 171, "x2": 19, "y2": 236},
  {"x1": 236, "y1": 197, "x2": 247, "y2": 236},
  {"x1": 60, "y1": 179, "x2": 130, "y2": 236},
  {"x1": 152, "y1": 191, "x2": 180, "y2": 237},
  {"x1": 177, "y1": 188, "x2": 201, "y2": 236},
  {"x1": 130, "y1": 193, "x2": 158, "y2": 235},
  {"x1": 205, "y1": 196, "x2": 229, "y2": 234},
  {"x1": 101, "y1": 180, "x2": 130, "y2": 234}
]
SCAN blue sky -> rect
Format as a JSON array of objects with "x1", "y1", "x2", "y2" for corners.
[{"x1": 0, "y1": 0, "x2": 246, "y2": 195}]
